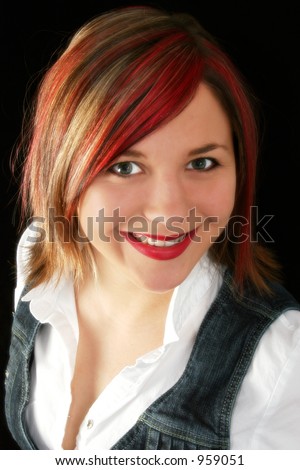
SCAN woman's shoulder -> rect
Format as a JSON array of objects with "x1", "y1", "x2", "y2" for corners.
[
  {"x1": 14, "y1": 227, "x2": 34, "y2": 308},
  {"x1": 222, "y1": 268, "x2": 300, "y2": 319},
  {"x1": 14, "y1": 226, "x2": 58, "y2": 309}
]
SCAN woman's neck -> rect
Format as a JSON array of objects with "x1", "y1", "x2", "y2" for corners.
[{"x1": 75, "y1": 263, "x2": 174, "y2": 329}]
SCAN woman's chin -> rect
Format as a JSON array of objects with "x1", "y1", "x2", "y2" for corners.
[{"x1": 131, "y1": 269, "x2": 189, "y2": 294}]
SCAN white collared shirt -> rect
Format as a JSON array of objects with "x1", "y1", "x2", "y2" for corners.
[{"x1": 15, "y1": 229, "x2": 300, "y2": 450}]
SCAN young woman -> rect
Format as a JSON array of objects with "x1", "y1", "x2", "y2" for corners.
[{"x1": 5, "y1": 6, "x2": 300, "y2": 450}]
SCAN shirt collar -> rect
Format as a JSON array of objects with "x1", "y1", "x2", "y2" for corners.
[
  {"x1": 22, "y1": 274, "x2": 78, "y2": 339},
  {"x1": 21, "y1": 253, "x2": 221, "y2": 347},
  {"x1": 163, "y1": 253, "x2": 222, "y2": 345}
]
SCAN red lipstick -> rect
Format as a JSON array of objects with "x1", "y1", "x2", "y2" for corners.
[{"x1": 120, "y1": 230, "x2": 196, "y2": 261}]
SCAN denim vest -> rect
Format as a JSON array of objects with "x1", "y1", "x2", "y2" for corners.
[{"x1": 5, "y1": 269, "x2": 300, "y2": 450}]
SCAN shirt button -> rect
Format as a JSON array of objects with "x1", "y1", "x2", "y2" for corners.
[{"x1": 87, "y1": 419, "x2": 94, "y2": 429}]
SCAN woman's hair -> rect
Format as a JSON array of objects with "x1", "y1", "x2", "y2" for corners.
[{"x1": 18, "y1": 5, "x2": 280, "y2": 293}]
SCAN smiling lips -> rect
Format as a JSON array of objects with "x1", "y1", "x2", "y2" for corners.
[{"x1": 120, "y1": 230, "x2": 196, "y2": 260}]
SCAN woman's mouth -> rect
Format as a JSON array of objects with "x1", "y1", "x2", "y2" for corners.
[
  {"x1": 120, "y1": 230, "x2": 196, "y2": 260},
  {"x1": 132, "y1": 232, "x2": 186, "y2": 246}
]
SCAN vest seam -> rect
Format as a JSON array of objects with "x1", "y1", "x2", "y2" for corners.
[
  {"x1": 219, "y1": 316, "x2": 269, "y2": 440},
  {"x1": 139, "y1": 415, "x2": 228, "y2": 448},
  {"x1": 223, "y1": 276, "x2": 300, "y2": 320}
]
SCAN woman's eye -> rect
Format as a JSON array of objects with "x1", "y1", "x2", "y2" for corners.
[
  {"x1": 187, "y1": 157, "x2": 217, "y2": 171},
  {"x1": 109, "y1": 161, "x2": 141, "y2": 176}
]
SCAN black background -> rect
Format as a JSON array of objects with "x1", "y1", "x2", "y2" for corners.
[{"x1": 1, "y1": 0, "x2": 299, "y2": 450}]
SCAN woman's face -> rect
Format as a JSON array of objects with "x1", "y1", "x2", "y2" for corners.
[{"x1": 78, "y1": 83, "x2": 236, "y2": 292}]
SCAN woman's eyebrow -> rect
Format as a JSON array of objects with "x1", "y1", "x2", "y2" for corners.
[
  {"x1": 188, "y1": 143, "x2": 230, "y2": 156},
  {"x1": 119, "y1": 149, "x2": 145, "y2": 158}
]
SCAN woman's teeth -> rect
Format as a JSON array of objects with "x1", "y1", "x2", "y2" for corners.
[{"x1": 132, "y1": 233, "x2": 186, "y2": 247}]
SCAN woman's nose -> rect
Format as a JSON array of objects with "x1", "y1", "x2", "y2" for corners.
[{"x1": 142, "y1": 174, "x2": 192, "y2": 232}]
